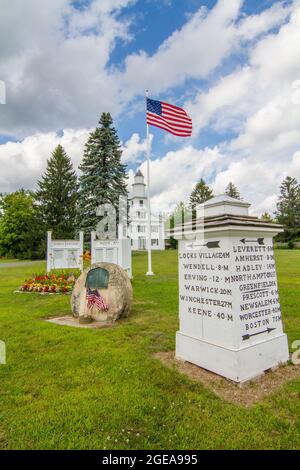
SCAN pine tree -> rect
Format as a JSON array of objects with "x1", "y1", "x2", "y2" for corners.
[
  {"x1": 276, "y1": 176, "x2": 300, "y2": 240},
  {"x1": 76, "y1": 113, "x2": 128, "y2": 234},
  {"x1": 261, "y1": 212, "x2": 273, "y2": 222},
  {"x1": 36, "y1": 145, "x2": 78, "y2": 239},
  {"x1": 189, "y1": 179, "x2": 213, "y2": 208},
  {"x1": 225, "y1": 182, "x2": 241, "y2": 200}
]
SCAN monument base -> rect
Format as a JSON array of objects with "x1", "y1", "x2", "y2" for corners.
[{"x1": 176, "y1": 332, "x2": 289, "y2": 383}]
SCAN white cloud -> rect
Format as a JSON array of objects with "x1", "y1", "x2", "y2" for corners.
[
  {"x1": 135, "y1": 145, "x2": 223, "y2": 214},
  {"x1": 0, "y1": 0, "x2": 133, "y2": 137},
  {"x1": 121, "y1": 133, "x2": 153, "y2": 163},
  {"x1": 187, "y1": 66, "x2": 253, "y2": 133},
  {"x1": 126, "y1": 0, "x2": 300, "y2": 217},
  {"x1": 0, "y1": 0, "x2": 259, "y2": 136},
  {"x1": 121, "y1": 0, "x2": 292, "y2": 102},
  {"x1": 0, "y1": 127, "x2": 151, "y2": 193},
  {"x1": 237, "y1": 1, "x2": 292, "y2": 40},
  {"x1": 212, "y1": 150, "x2": 300, "y2": 215},
  {"x1": 0, "y1": 128, "x2": 90, "y2": 193},
  {"x1": 68, "y1": 0, "x2": 135, "y2": 33},
  {"x1": 1, "y1": 0, "x2": 288, "y2": 139},
  {"x1": 138, "y1": 0, "x2": 300, "y2": 216},
  {"x1": 0, "y1": 80, "x2": 5, "y2": 105},
  {"x1": 178, "y1": 0, "x2": 300, "y2": 215},
  {"x1": 121, "y1": 0, "x2": 243, "y2": 97},
  {"x1": 1, "y1": 0, "x2": 300, "y2": 218}
]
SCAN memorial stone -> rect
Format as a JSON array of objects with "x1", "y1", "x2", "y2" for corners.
[{"x1": 71, "y1": 262, "x2": 132, "y2": 324}]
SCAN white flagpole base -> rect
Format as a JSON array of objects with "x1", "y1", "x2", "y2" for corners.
[{"x1": 146, "y1": 271, "x2": 154, "y2": 276}]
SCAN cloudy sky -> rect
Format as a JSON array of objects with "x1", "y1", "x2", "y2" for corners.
[{"x1": 0, "y1": 0, "x2": 300, "y2": 215}]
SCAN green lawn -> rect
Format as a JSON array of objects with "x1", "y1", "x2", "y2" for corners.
[
  {"x1": 0, "y1": 259, "x2": 20, "y2": 263},
  {"x1": 0, "y1": 250, "x2": 299, "y2": 450},
  {"x1": 0, "y1": 259, "x2": 36, "y2": 263}
]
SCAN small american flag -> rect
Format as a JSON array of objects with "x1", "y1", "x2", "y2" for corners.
[
  {"x1": 86, "y1": 288, "x2": 109, "y2": 311},
  {"x1": 146, "y1": 98, "x2": 192, "y2": 137}
]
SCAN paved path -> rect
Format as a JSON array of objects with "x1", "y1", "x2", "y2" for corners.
[{"x1": 0, "y1": 261, "x2": 43, "y2": 268}]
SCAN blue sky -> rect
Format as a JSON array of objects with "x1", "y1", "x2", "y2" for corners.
[
  {"x1": 0, "y1": 0, "x2": 299, "y2": 214},
  {"x1": 108, "y1": 0, "x2": 293, "y2": 166}
]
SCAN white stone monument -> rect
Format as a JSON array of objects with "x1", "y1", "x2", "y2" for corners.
[
  {"x1": 91, "y1": 224, "x2": 132, "y2": 278},
  {"x1": 174, "y1": 195, "x2": 289, "y2": 383},
  {"x1": 47, "y1": 231, "x2": 84, "y2": 272}
]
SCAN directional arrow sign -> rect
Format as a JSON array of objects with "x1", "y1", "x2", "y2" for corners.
[
  {"x1": 203, "y1": 241, "x2": 220, "y2": 249},
  {"x1": 242, "y1": 328, "x2": 276, "y2": 341},
  {"x1": 242, "y1": 288, "x2": 270, "y2": 295},
  {"x1": 240, "y1": 238, "x2": 265, "y2": 246},
  {"x1": 187, "y1": 241, "x2": 220, "y2": 249}
]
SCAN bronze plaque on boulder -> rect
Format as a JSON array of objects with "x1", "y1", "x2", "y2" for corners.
[
  {"x1": 71, "y1": 262, "x2": 132, "y2": 323},
  {"x1": 86, "y1": 267, "x2": 109, "y2": 290}
]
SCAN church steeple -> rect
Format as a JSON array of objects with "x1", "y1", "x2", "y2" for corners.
[{"x1": 132, "y1": 170, "x2": 146, "y2": 198}]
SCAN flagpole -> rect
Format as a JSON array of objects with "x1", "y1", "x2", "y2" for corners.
[{"x1": 146, "y1": 90, "x2": 154, "y2": 276}]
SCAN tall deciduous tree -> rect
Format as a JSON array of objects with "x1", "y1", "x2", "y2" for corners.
[
  {"x1": 167, "y1": 202, "x2": 191, "y2": 249},
  {"x1": 76, "y1": 113, "x2": 128, "y2": 234},
  {"x1": 0, "y1": 190, "x2": 44, "y2": 259},
  {"x1": 36, "y1": 145, "x2": 78, "y2": 238},
  {"x1": 276, "y1": 176, "x2": 300, "y2": 240},
  {"x1": 189, "y1": 178, "x2": 213, "y2": 208},
  {"x1": 225, "y1": 182, "x2": 241, "y2": 200}
]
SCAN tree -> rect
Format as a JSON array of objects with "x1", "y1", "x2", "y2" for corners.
[
  {"x1": 0, "y1": 190, "x2": 45, "y2": 259},
  {"x1": 225, "y1": 182, "x2": 241, "y2": 200},
  {"x1": 36, "y1": 145, "x2": 78, "y2": 238},
  {"x1": 167, "y1": 202, "x2": 191, "y2": 249},
  {"x1": 189, "y1": 179, "x2": 213, "y2": 209},
  {"x1": 276, "y1": 176, "x2": 300, "y2": 240},
  {"x1": 261, "y1": 212, "x2": 273, "y2": 222},
  {"x1": 76, "y1": 113, "x2": 128, "y2": 235}
]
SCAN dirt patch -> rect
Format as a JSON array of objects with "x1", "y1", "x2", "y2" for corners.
[
  {"x1": 0, "y1": 429, "x2": 8, "y2": 449},
  {"x1": 45, "y1": 315, "x2": 115, "y2": 329},
  {"x1": 154, "y1": 351, "x2": 300, "y2": 407}
]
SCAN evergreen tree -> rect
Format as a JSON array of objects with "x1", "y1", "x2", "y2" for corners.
[
  {"x1": 76, "y1": 113, "x2": 128, "y2": 234},
  {"x1": 261, "y1": 212, "x2": 273, "y2": 222},
  {"x1": 36, "y1": 145, "x2": 78, "y2": 238},
  {"x1": 225, "y1": 182, "x2": 241, "y2": 200},
  {"x1": 276, "y1": 176, "x2": 300, "y2": 240},
  {"x1": 189, "y1": 178, "x2": 213, "y2": 208}
]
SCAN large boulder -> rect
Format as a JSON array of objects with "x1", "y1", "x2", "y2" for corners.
[{"x1": 71, "y1": 262, "x2": 133, "y2": 323}]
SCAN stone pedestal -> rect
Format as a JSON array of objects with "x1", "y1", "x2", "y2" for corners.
[{"x1": 174, "y1": 195, "x2": 289, "y2": 383}]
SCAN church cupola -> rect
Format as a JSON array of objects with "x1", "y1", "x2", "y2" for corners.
[{"x1": 132, "y1": 170, "x2": 146, "y2": 198}]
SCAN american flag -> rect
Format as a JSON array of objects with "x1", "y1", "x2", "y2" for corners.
[
  {"x1": 86, "y1": 288, "x2": 109, "y2": 311},
  {"x1": 146, "y1": 98, "x2": 192, "y2": 137}
]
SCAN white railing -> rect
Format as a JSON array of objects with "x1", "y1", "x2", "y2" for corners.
[
  {"x1": 91, "y1": 225, "x2": 132, "y2": 278},
  {"x1": 46, "y1": 231, "x2": 84, "y2": 272}
]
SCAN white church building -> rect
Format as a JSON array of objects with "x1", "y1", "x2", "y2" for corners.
[{"x1": 129, "y1": 170, "x2": 165, "y2": 251}]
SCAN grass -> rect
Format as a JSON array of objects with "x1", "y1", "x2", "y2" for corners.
[
  {"x1": 0, "y1": 259, "x2": 20, "y2": 263},
  {"x1": 0, "y1": 259, "x2": 36, "y2": 263},
  {"x1": 0, "y1": 250, "x2": 299, "y2": 450}
]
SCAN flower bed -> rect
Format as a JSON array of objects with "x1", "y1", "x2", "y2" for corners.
[{"x1": 19, "y1": 270, "x2": 80, "y2": 294}]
